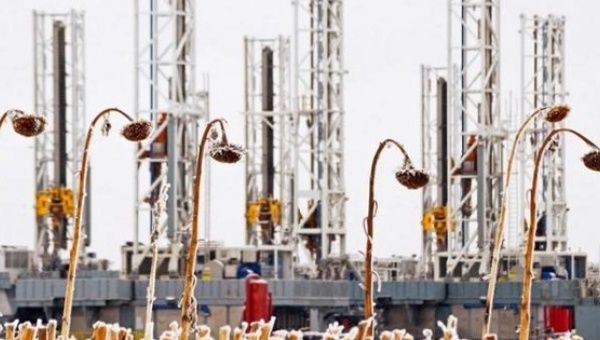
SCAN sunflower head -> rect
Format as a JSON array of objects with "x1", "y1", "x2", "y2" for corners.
[
  {"x1": 121, "y1": 119, "x2": 152, "y2": 141},
  {"x1": 11, "y1": 111, "x2": 46, "y2": 137}
]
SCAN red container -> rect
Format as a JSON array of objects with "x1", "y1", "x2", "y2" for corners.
[
  {"x1": 544, "y1": 306, "x2": 573, "y2": 333},
  {"x1": 242, "y1": 274, "x2": 272, "y2": 323}
]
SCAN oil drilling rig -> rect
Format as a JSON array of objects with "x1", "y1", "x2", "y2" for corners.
[
  {"x1": 243, "y1": 0, "x2": 347, "y2": 278},
  {"x1": 421, "y1": 2, "x2": 585, "y2": 282},
  {"x1": 516, "y1": 14, "x2": 568, "y2": 254},
  {"x1": 243, "y1": 36, "x2": 295, "y2": 278},
  {"x1": 122, "y1": 0, "x2": 210, "y2": 277},
  {"x1": 420, "y1": 0, "x2": 504, "y2": 280},
  {"x1": 32, "y1": 10, "x2": 90, "y2": 272}
]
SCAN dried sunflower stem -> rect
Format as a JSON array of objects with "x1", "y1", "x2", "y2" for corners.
[
  {"x1": 482, "y1": 106, "x2": 549, "y2": 337},
  {"x1": 61, "y1": 108, "x2": 136, "y2": 338},
  {"x1": 145, "y1": 179, "x2": 169, "y2": 340},
  {"x1": 364, "y1": 139, "x2": 412, "y2": 337},
  {"x1": 0, "y1": 111, "x2": 9, "y2": 131},
  {"x1": 518, "y1": 128, "x2": 599, "y2": 340},
  {"x1": 179, "y1": 119, "x2": 227, "y2": 340}
]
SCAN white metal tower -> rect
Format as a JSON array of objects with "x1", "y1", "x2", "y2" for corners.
[
  {"x1": 292, "y1": 0, "x2": 346, "y2": 268},
  {"x1": 131, "y1": 0, "x2": 209, "y2": 274},
  {"x1": 435, "y1": 0, "x2": 504, "y2": 280},
  {"x1": 33, "y1": 10, "x2": 86, "y2": 271},
  {"x1": 244, "y1": 36, "x2": 293, "y2": 245},
  {"x1": 243, "y1": 36, "x2": 295, "y2": 279},
  {"x1": 516, "y1": 15, "x2": 567, "y2": 252}
]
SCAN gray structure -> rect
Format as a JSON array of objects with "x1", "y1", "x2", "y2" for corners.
[{"x1": 4, "y1": 277, "x2": 600, "y2": 339}]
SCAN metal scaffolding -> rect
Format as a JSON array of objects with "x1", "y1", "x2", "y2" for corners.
[
  {"x1": 436, "y1": 0, "x2": 504, "y2": 280},
  {"x1": 244, "y1": 36, "x2": 293, "y2": 246},
  {"x1": 292, "y1": 0, "x2": 346, "y2": 270},
  {"x1": 33, "y1": 10, "x2": 86, "y2": 271},
  {"x1": 132, "y1": 0, "x2": 209, "y2": 275},
  {"x1": 516, "y1": 15, "x2": 567, "y2": 252}
]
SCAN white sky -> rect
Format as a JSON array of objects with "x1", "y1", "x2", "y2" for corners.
[{"x1": 1, "y1": 1, "x2": 599, "y2": 268}]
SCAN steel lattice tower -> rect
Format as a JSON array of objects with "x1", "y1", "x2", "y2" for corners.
[
  {"x1": 243, "y1": 37, "x2": 295, "y2": 279},
  {"x1": 436, "y1": 0, "x2": 504, "y2": 280},
  {"x1": 293, "y1": 0, "x2": 346, "y2": 270},
  {"x1": 244, "y1": 37, "x2": 293, "y2": 245},
  {"x1": 514, "y1": 15, "x2": 567, "y2": 252},
  {"x1": 33, "y1": 10, "x2": 86, "y2": 271},
  {"x1": 132, "y1": 0, "x2": 209, "y2": 274}
]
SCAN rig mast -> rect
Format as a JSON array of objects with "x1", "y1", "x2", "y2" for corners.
[
  {"x1": 131, "y1": 0, "x2": 209, "y2": 275},
  {"x1": 292, "y1": 0, "x2": 346, "y2": 271},
  {"x1": 33, "y1": 10, "x2": 86, "y2": 271},
  {"x1": 436, "y1": 0, "x2": 504, "y2": 280},
  {"x1": 516, "y1": 15, "x2": 567, "y2": 252},
  {"x1": 243, "y1": 36, "x2": 294, "y2": 278}
]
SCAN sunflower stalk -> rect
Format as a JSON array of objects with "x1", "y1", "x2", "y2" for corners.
[
  {"x1": 145, "y1": 174, "x2": 170, "y2": 340},
  {"x1": 518, "y1": 128, "x2": 599, "y2": 340},
  {"x1": 482, "y1": 105, "x2": 569, "y2": 337},
  {"x1": 179, "y1": 119, "x2": 243, "y2": 340},
  {"x1": 364, "y1": 139, "x2": 428, "y2": 337},
  {"x1": 61, "y1": 108, "x2": 151, "y2": 338}
]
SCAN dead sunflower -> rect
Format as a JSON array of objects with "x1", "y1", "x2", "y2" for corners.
[
  {"x1": 544, "y1": 104, "x2": 570, "y2": 123},
  {"x1": 209, "y1": 142, "x2": 244, "y2": 163},
  {"x1": 11, "y1": 112, "x2": 46, "y2": 137},
  {"x1": 582, "y1": 150, "x2": 600, "y2": 172},
  {"x1": 121, "y1": 119, "x2": 152, "y2": 141},
  {"x1": 395, "y1": 165, "x2": 429, "y2": 189}
]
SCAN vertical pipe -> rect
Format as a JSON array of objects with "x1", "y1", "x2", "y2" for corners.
[
  {"x1": 437, "y1": 77, "x2": 449, "y2": 206},
  {"x1": 53, "y1": 20, "x2": 68, "y2": 249},
  {"x1": 437, "y1": 77, "x2": 449, "y2": 251},
  {"x1": 53, "y1": 21, "x2": 67, "y2": 189},
  {"x1": 261, "y1": 46, "x2": 275, "y2": 199},
  {"x1": 261, "y1": 46, "x2": 275, "y2": 243}
]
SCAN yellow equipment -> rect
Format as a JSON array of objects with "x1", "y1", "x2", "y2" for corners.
[
  {"x1": 421, "y1": 206, "x2": 455, "y2": 240},
  {"x1": 245, "y1": 198, "x2": 282, "y2": 225},
  {"x1": 36, "y1": 186, "x2": 75, "y2": 219}
]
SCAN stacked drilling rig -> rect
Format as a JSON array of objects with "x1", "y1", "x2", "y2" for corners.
[
  {"x1": 243, "y1": 0, "x2": 347, "y2": 279},
  {"x1": 420, "y1": 1, "x2": 584, "y2": 282},
  {"x1": 2, "y1": 0, "x2": 600, "y2": 339}
]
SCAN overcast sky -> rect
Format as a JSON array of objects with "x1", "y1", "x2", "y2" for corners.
[{"x1": 1, "y1": 1, "x2": 599, "y2": 268}]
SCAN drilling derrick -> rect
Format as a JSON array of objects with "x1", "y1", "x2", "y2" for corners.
[
  {"x1": 130, "y1": 0, "x2": 209, "y2": 276},
  {"x1": 33, "y1": 11, "x2": 86, "y2": 271},
  {"x1": 517, "y1": 15, "x2": 567, "y2": 253},
  {"x1": 293, "y1": 0, "x2": 346, "y2": 272},
  {"x1": 244, "y1": 37, "x2": 294, "y2": 278},
  {"x1": 436, "y1": 0, "x2": 504, "y2": 280}
]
